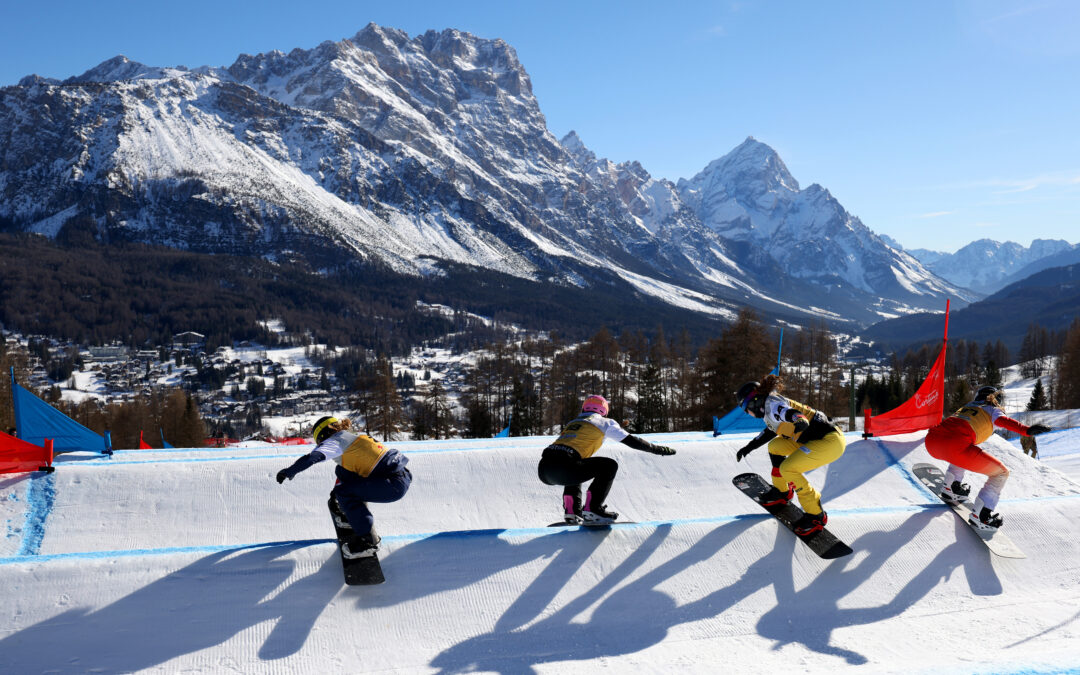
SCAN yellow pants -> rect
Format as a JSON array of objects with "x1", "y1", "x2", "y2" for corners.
[{"x1": 768, "y1": 431, "x2": 847, "y2": 515}]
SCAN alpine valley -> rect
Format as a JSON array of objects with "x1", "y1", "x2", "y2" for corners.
[{"x1": 1, "y1": 23, "x2": 979, "y2": 344}]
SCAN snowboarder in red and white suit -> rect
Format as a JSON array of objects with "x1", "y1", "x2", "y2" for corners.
[{"x1": 924, "y1": 385, "x2": 1050, "y2": 529}]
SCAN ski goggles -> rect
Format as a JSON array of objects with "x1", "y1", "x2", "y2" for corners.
[{"x1": 738, "y1": 392, "x2": 758, "y2": 412}]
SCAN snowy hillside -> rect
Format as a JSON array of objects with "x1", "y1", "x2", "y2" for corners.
[{"x1": 3, "y1": 429, "x2": 1079, "y2": 673}]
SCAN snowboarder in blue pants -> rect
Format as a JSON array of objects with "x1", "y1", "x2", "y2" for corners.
[{"x1": 276, "y1": 416, "x2": 411, "y2": 557}]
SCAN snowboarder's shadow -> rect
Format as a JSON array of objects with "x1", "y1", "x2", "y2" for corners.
[
  {"x1": 359, "y1": 526, "x2": 618, "y2": 610},
  {"x1": 431, "y1": 508, "x2": 1002, "y2": 672},
  {"x1": 429, "y1": 520, "x2": 753, "y2": 674},
  {"x1": 819, "y1": 436, "x2": 928, "y2": 505},
  {"x1": 0, "y1": 543, "x2": 340, "y2": 672},
  {"x1": 753, "y1": 509, "x2": 1001, "y2": 664},
  {"x1": 573, "y1": 510, "x2": 999, "y2": 668}
]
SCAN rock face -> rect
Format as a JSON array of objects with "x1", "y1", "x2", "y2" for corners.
[{"x1": 0, "y1": 23, "x2": 969, "y2": 328}]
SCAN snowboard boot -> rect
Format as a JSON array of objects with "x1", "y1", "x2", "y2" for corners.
[
  {"x1": 760, "y1": 484, "x2": 795, "y2": 507},
  {"x1": 582, "y1": 504, "x2": 619, "y2": 524},
  {"x1": 940, "y1": 480, "x2": 971, "y2": 505},
  {"x1": 328, "y1": 496, "x2": 353, "y2": 530},
  {"x1": 582, "y1": 490, "x2": 618, "y2": 524},
  {"x1": 969, "y1": 507, "x2": 1004, "y2": 531},
  {"x1": 793, "y1": 510, "x2": 828, "y2": 536},
  {"x1": 343, "y1": 529, "x2": 381, "y2": 559},
  {"x1": 563, "y1": 494, "x2": 584, "y2": 525}
]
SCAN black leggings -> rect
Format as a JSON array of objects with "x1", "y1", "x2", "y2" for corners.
[{"x1": 537, "y1": 446, "x2": 619, "y2": 507}]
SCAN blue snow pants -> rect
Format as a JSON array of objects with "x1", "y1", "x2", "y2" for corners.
[{"x1": 331, "y1": 464, "x2": 412, "y2": 536}]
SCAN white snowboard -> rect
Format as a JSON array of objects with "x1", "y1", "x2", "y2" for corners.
[{"x1": 911, "y1": 463, "x2": 1025, "y2": 559}]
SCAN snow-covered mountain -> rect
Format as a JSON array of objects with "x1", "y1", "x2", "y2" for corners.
[
  {"x1": 907, "y1": 238, "x2": 1076, "y2": 294},
  {"x1": 676, "y1": 137, "x2": 974, "y2": 316},
  {"x1": 0, "y1": 24, "x2": 969, "y2": 328}
]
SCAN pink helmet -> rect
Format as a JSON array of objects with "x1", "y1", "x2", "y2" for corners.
[{"x1": 581, "y1": 395, "x2": 609, "y2": 416}]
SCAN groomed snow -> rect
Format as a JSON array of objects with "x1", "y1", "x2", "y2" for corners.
[{"x1": 3, "y1": 429, "x2": 1080, "y2": 673}]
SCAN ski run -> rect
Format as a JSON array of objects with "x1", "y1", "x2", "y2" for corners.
[{"x1": 2, "y1": 428, "x2": 1079, "y2": 673}]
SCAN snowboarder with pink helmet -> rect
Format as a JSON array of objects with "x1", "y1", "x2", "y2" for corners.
[{"x1": 537, "y1": 394, "x2": 676, "y2": 524}]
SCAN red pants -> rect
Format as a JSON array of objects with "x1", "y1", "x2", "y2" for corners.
[{"x1": 924, "y1": 419, "x2": 1006, "y2": 477}]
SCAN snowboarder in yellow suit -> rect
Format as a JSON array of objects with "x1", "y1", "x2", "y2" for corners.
[{"x1": 733, "y1": 375, "x2": 846, "y2": 534}]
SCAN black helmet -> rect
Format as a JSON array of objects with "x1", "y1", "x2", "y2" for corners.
[
  {"x1": 735, "y1": 381, "x2": 763, "y2": 414},
  {"x1": 312, "y1": 415, "x2": 339, "y2": 444},
  {"x1": 974, "y1": 385, "x2": 1003, "y2": 403}
]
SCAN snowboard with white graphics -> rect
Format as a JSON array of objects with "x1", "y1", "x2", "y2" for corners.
[
  {"x1": 732, "y1": 472, "x2": 853, "y2": 559},
  {"x1": 911, "y1": 463, "x2": 1025, "y2": 559},
  {"x1": 328, "y1": 497, "x2": 385, "y2": 585}
]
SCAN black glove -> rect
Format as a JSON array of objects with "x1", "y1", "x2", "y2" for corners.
[
  {"x1": 792, "y1": 417, "x2": 809, "y2": 435},
  {"x1": 1028, "y1": 424, "x2": 1051, "y2": 436},
  {"x1": 622, "y1": 435, "x2": 674, "y2": 456},
  {"x1": 736, "y1": 445, "x2": 754, "y2": 462},
  {"x1": 275, "y1": 451, "x2": 322, "y2": 483}
]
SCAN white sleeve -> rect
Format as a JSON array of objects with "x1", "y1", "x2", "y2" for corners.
[
  {"x1": 313, "y1": 434, "x2": 347, "y2": 460},
  {"x1": 592, "y1": 416, "x2": 630, "y2": 442}
]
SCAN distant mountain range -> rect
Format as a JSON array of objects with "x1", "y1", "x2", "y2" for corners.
[
  {"x1": 907, "y1": 239, "x2": 1078, "y2": 295},
  {"x1": 0, "y1": 23, "x2": 984, "y2": 341},
  {"x1": 863, "y1": 262, "x2": 1080, "y2": 354}
]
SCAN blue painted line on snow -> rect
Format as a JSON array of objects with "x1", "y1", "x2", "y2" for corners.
[
  {"x1": 65, "y1": 444, "x2": 548, "y2": 466},
  {"x1": 16, "y1": 471, "x2": 56, "y2": 556},
  {"x1": 109, "y1": 445, "x2": 283, "y2": 454},
  {"x1": 65, "y1": 453, "x2": 297, "y2": 466},
  {"x1": 986, "y1": 667, "x2": 1080, "y2": 675},
  {"x1": 0, "y1": 538, "x2": 336, "y2": 564},
  {"x1": 63, "y1": 433, "x2": 764, "y2": 467},
  {"x1": 7, "y1": 494, "x2": 1079, "y2": 566}
]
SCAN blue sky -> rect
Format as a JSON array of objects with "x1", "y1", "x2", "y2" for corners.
[{"x1": 2, "y1": 0, "x2": 1078, "y2": 253}]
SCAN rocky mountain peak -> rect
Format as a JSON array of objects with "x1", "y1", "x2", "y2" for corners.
[
  {"x1": 560, "y1": 130, "x2": 595, "y2": 167},
  {"x1": 65, "y1": 55, "x2": 178, "y2": 84},
  {"x1": 688, "y1": 136, "x2": 799, "y2": 194}
]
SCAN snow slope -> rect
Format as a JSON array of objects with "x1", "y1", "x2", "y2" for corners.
[{"x1": 2, "y1": 431, "x2": 1080, "y2": 673}]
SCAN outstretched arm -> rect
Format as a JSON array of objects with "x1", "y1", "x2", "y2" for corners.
[
  {"x1": 735, "y1": 429, "x2": 777, "y2": 461},
  {"x1": 276, "y1": 450, "x2": 327, "y2": 483},
  {"x1": 993, "y1": 415, "x2": 1051, "y2": 437},
  {"x1": 620, "y1": 435, "x2": 676, "y2": 456}
]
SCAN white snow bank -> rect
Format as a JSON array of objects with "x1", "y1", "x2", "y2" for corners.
[{"x1": 1, "y1": 431, "x2": 1079, "y2": 673}]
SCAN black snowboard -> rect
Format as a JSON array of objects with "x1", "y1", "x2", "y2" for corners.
[
  {"x1": 732, "y1": 472, "x2": 853, "y2": 559},
  {"x1": 546, "y1": 520, "x2": 635, "y2": 528},
  {"x1": 328, "y1": 497, "x2": 385, "y2": 585}
]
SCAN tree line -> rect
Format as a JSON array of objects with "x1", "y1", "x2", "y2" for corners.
[
  {"x1": 6, "y1": 312, "x2": 1080, "y2": 448},
  {"x1": 0, "y1": 232, "x2": 728, "y2": 359},
  {"x1": 356, "y1": 312, "x2": 1080, "y2": 441},
  {"x1": 346, "y1": 309, "x2": 840, "y2": 440}
]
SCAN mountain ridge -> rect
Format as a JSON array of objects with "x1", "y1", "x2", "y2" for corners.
[
  {"x1": 907, "y1": 238, "x2": 1076, "y2": 294},
  {"x1": 1, "y1": 23, "x2": 972, "y2": 332},
  {"x1": 862, "y1": 262, "x2": 1080, "y2": 354}
]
